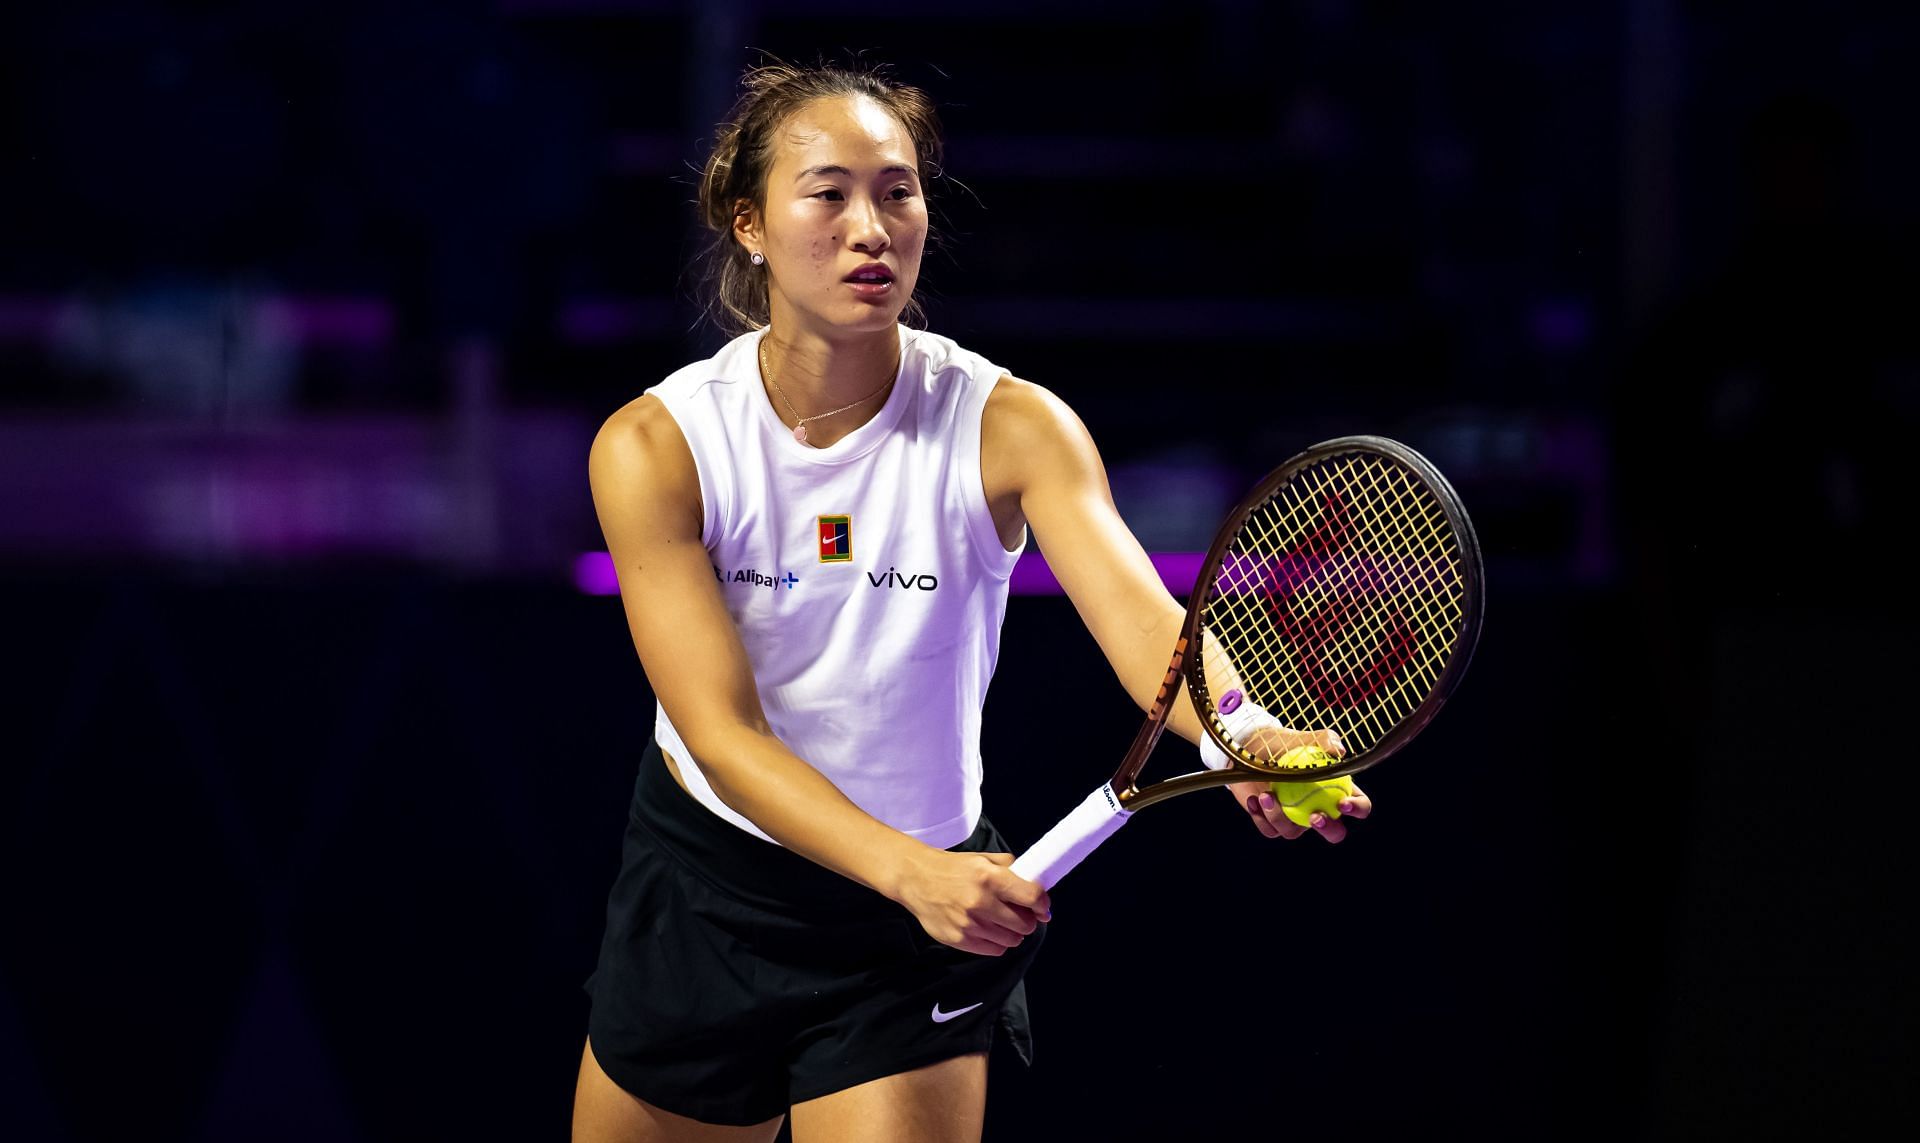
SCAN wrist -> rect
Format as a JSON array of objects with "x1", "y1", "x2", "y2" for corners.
[
  {"x1": 1199, "y1": 689, "x2": 1282, "y2": 768},
  {"x1": 875, "y1": 836, "x2": 939, "y2": 906}
]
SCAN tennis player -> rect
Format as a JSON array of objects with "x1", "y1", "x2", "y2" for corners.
[{"x1": 573, "y1": 60, "x2": 1372, "y2": 1143}]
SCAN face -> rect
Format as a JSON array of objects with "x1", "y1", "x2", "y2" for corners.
[{"x1": 737, "y1": 94, "x2": 928, "y2": 337}]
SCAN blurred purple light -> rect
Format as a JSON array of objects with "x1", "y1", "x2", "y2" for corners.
[
  {"x1": 558, "y1": 297, "x2": 678, "y2": 343},
  {"x1": 1148, "y1": 552, "x2": 1205, "y2": 595},
  {"x1": 997, "y1": 551, "x2": 1210, "y2": 595},
  {"x1": 0, "y1": 296, "x2": 61, "y2": 338},
  {"x1": 0, "y1": 293, "x2": 393, "y2": 347},
  {"x1": 574, "y1": 551, "x2": 620, "y2": 595}
]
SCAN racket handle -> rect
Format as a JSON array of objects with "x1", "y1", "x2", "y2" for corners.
[{"x1": 1010, "y1": 784, "x2": 1133, "y2": 889}]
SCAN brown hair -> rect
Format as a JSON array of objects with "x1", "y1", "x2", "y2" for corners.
[{"x1": 694, "y1": 58, "x2": 945, "y2": 334}]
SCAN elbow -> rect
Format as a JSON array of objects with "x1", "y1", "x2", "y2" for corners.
[{"x1": 675, "y1": 719, "x2": 772, "y2": 802}]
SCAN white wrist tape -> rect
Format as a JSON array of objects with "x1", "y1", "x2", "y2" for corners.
[{"x1": 1197, "y1": 689, "x2": 1282, "y2": 770}]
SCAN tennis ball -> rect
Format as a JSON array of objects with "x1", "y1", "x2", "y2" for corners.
[
  {"x1": 1267, "y1": 771, "x2": 1355, "y2": 829},
  {"x1": 1274, "y1": 744, "x2": 1338, "y2": 772}
]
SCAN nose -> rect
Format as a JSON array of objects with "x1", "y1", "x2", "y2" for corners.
[{"x1": 844, "y1": 195, "x2": 890, "y2": 254}]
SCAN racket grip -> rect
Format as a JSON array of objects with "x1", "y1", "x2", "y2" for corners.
[{"x1": 1010, "y1": 784, "x2": 1133, "y2": 889}]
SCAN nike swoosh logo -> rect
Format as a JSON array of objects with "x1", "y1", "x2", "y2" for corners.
[{"x1": 930, "y1": 1001, "x2": 985, "y2": 1023}]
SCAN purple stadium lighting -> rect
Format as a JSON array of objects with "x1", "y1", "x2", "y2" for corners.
[
  {"x1": 574, "y1": 551, "x2": 621, "y2": 596},
  {"x1": 1006, "y1": 550, "x2": 1205, "y2": 596}
]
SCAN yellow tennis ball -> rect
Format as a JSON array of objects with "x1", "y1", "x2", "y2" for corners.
[
  {"x1": 1267, "y1": 771, "x2": 1355, "y2": 828},
  {"x1": 1274, "y1": 744, "x2": 1338, "y2": 772}
]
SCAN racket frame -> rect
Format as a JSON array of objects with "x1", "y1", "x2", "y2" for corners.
[
  {"x1": 1011, "y1": 435, "x2": 1483, "y2": 887},
  {"x1": 1109, "y1": 434, "x2": 1484, "y2": 810}
]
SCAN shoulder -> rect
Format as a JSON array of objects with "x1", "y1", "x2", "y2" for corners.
[
  {"x1": 588, "y1": 393, "x2": 706, "y2": 545},
  {"x1": 590, "y1": 395, "x2": 695, "y2": 491},
  {"x1": 898, "y1": 327, "x2": 1068, "y2": 433},
  {"x1": 983, "y1": 374, "x2": 1090, "y2": 451},
  {"x1": 597, "y1": 329, "x2": 761, "y2": 474},
  {"x1": 981, "y1": 374, "x2": 1104, "y2": 497},
  {"x1": 593, "y1": 393, "x2": 683, "y2": 457},
  {"x1": 902, "y1": 326, "x2": 1004, "y2": 391},
  {"x1": 648, "y1": 330, "x2": 759, "y2": 406}
]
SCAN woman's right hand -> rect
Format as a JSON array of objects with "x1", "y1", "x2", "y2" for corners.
[{"x1": 895, "y1": 849, "x2": 1052, "y2": 956}]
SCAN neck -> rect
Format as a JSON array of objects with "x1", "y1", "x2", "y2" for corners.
[
  {"x1": 758, "y1": 322, "x2": 902, "y2": 445},
  {"x1": 760, "y1": 324, "x2": 900, "y2": 405}
]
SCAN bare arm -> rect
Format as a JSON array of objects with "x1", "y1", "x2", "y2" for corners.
[
  {"x1": 590, "y1": 396, "x2": 1048, "y2": 950},
  {"x1": 980, "y1": 377, "x2": 1370, "y2": 841},
  {"x1": 980, "y1": 377, "x2": 1209, "y2": 744}
]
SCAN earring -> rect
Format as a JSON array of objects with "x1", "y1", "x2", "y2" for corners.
[{"x1": 750, "y1": 251, "x2": 765, "y2": 266}]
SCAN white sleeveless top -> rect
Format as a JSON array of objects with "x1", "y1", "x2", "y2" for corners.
[{"x1": 645, "y1": 326, "x2": 1022, "y2": 847}]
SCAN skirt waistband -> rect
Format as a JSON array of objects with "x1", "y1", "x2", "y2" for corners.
[{"x1": 628, "y1": 738, "x2": 1004, "y2": 922}]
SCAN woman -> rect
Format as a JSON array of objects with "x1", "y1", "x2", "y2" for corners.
[{"x1": 573, "y1": 60, "x2": 1371, "y2": 1143}]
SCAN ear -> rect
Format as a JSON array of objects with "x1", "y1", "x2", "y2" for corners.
[{"x1": 731, "y1": 199, "x2": 763, "y2": 257}]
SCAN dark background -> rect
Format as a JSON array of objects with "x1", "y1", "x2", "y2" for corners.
[{"x1": 2, "y1": 2, "x2": 1915, "y2": 1140}]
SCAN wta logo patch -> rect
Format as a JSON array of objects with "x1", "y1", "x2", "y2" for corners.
[{"x1": 817, "y1": 515, "x2": 852, "y2": 563}]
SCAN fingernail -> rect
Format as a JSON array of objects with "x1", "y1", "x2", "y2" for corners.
[
  {"x1": 1310, "y1": 813, "x2": 1326, "y2": 828},
  {"x1": 1259, "y1": 793, "x2": 1277, "y2": 810}
]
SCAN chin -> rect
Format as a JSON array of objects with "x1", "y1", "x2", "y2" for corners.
[
  {"x1": 781, "y1": 291, "x2": 912, "y2": 337},
  {"x1": 839, "y1": 304, "x2": 908, "y2": 333}
]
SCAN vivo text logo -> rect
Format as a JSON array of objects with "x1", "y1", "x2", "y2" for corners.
[{"x1": 867, "y1": 567, "x2": 939, "y2": 591}]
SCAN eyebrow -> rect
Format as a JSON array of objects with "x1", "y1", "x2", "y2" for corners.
[{"x1": 793, "y1": 163, "x2": 919, "y2": 181}]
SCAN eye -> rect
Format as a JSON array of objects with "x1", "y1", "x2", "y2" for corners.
[
  {"x1": 887, "y1": 186, "x2": 914, "y2": 201},
  {"x1": 811, "y1": 188, "x2": 844, "y2": 202}
]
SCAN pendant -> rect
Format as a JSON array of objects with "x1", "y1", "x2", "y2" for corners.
[{"x1": 792, "y1": 423, "x2": 809, "y2": 444}]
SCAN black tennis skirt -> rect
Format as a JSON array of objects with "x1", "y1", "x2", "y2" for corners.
[{"x1": 583, "y1": 739, "x2": 1043, "y2": 1126}]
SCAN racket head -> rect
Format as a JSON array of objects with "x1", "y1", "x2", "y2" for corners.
[{"x1": 1187, "y1": 435, "x2": 1484, "y2": 782}]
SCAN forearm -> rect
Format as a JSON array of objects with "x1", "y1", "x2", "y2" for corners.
[
  {"x1": 1101, "y1": 602, "x2": 1293, "y2": 758},
  {"x1": 682, "y1": 722, "x2": 936, "y2": 903},
  {"x1": 1100, "y1": 601, "x2": 1209, "y2": 748}
]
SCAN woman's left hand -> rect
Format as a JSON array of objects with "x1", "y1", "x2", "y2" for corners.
[{"x1": 1227, "y1": 779, "x2": 1371, "y2": 844}]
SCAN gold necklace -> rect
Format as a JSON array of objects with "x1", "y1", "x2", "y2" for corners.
[{"x1": 759, "y1": 337, "x2": 897, "y2": 445}]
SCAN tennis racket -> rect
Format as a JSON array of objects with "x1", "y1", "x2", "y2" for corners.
[{"x1": 1010, "y1": 435, "x2": 1484, "y2": 888}]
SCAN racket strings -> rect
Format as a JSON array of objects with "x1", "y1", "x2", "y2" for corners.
[
  {"x1": 1262, "y1": 460, "x2": 1459, "y2": 737},
  {"x1": 1261, "y1": 459, "x2": 1462, "y2": 730},
  {"x1": 1202, "y1": 452, "x2": 1468, "y2": 771}
]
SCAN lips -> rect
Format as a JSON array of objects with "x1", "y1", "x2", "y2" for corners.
[{"x1": 843, "y1": 263, "x2": 894, "y2": 285}]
